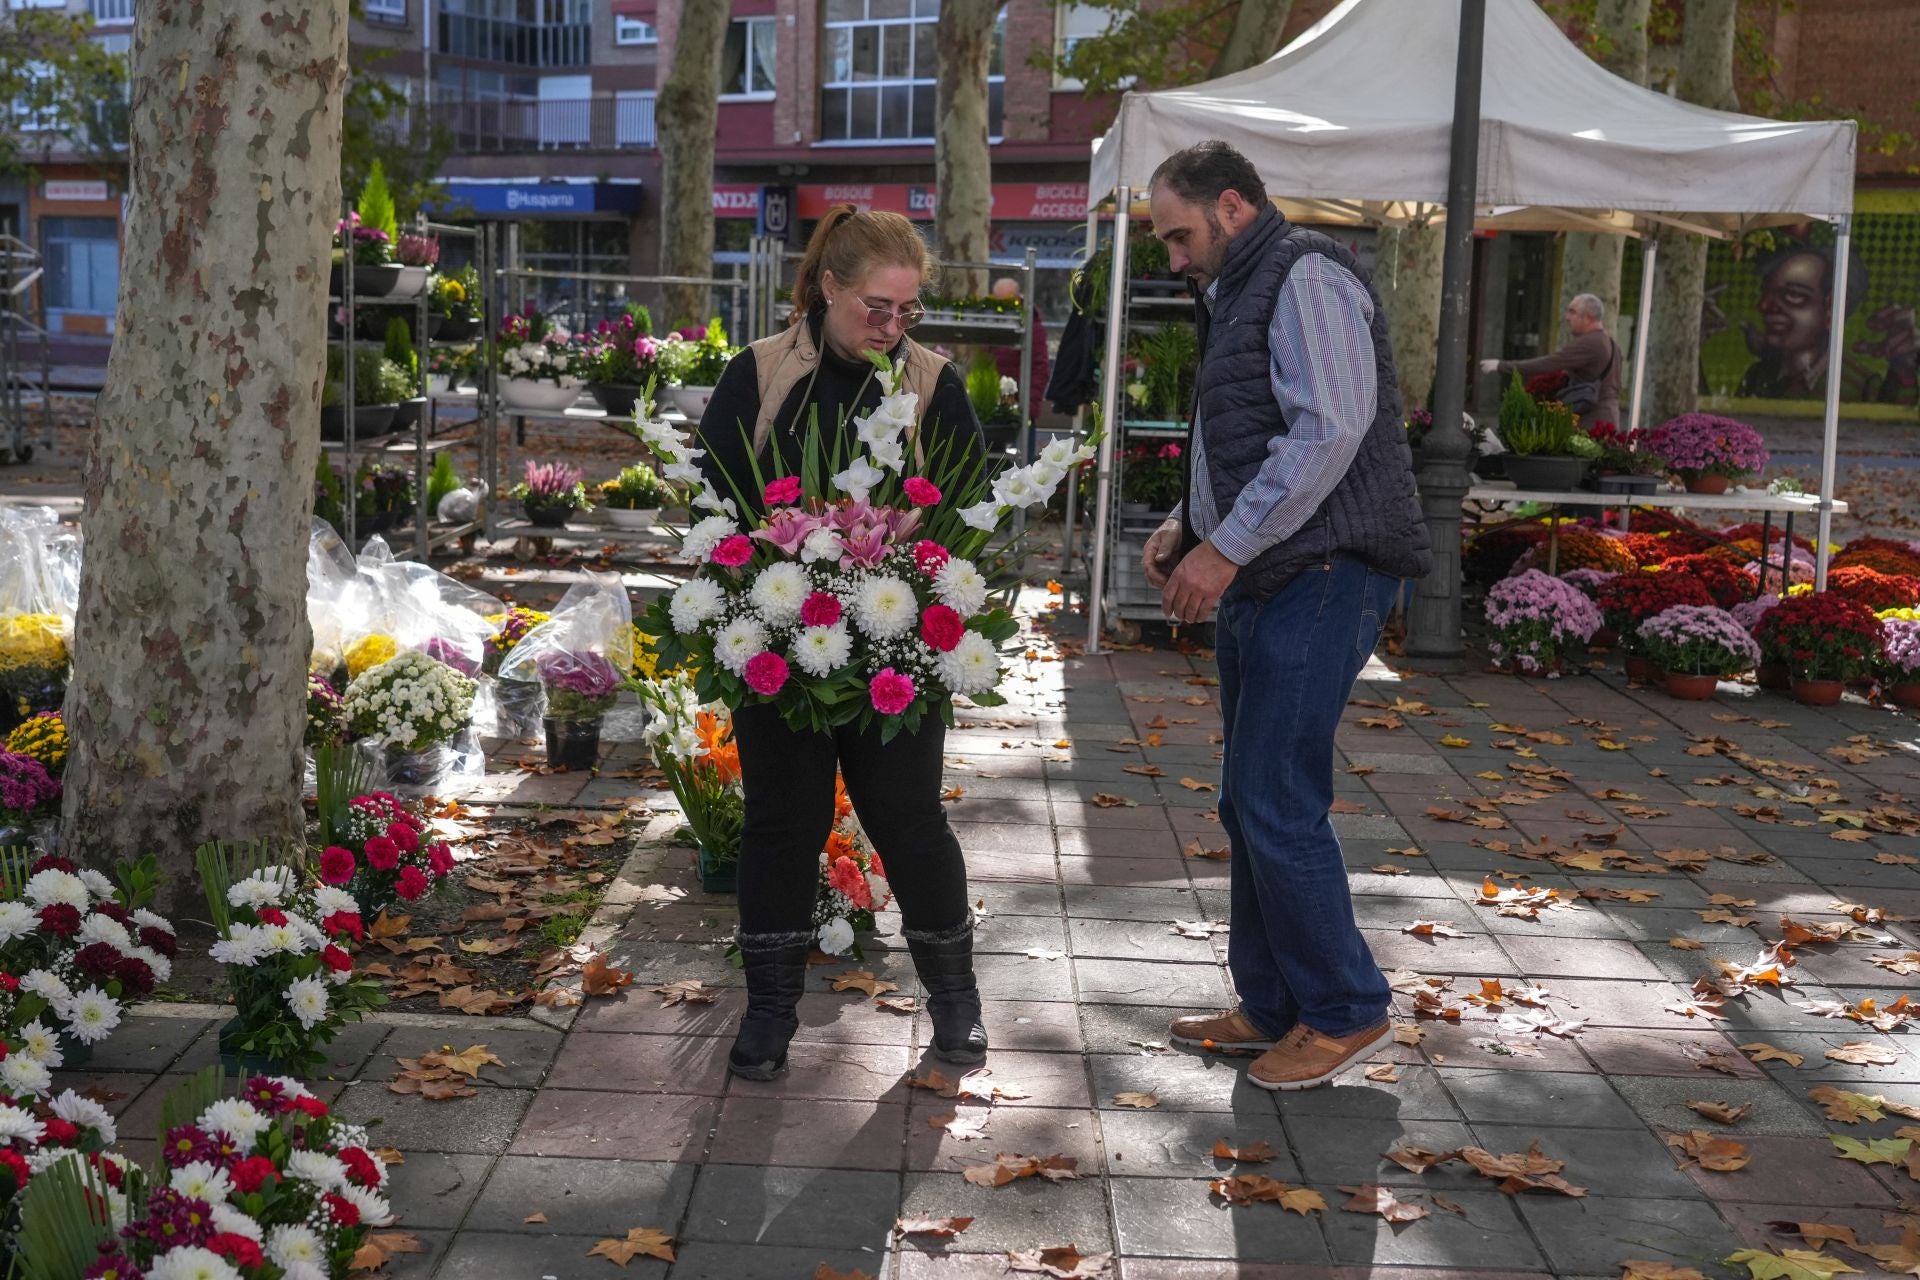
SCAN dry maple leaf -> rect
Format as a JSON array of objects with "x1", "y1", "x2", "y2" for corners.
[
  {"x1": 1338, "y1": 1182, "x2": 1428, "y2": 1222},
  {"x1": 1182, "y1": 839, "x2": 1230, "y2": 860},
  {"x1": 828, "y1": 969, "x2": 899, "y2": 998},
  {"x1": 1620, "y1": 1264, "x2": 1708, "y2": 1280},
  {"x1": 896, "y1": 1215, "x2": 974, "y2": 1237},
  {"x1": 1738, "y1": 1042, "x2": 1805, "y2": 1067},
  {"x1": 1665, "y1": 1129, "x2": 1751, "y2": 1172},
  {"x1": 581, "y1": 954, "x2": 635, "y2": 998},
  {"x1": 928, "y1": 1108, "x2": 991, "y2": 1141},
  {"x1": 1364, "y1": 1063, "x2": 1401, "y2": 1083},
  {"x1": 1111, "y1": 1091, "x2": 1160, "y2": 1109},
  {"x1": 1669, "y1": 938, "x2": 1706, "y2": 951},
  {"x1": 1687, "y1": 1100, "x2": 1753, "y2": 1125},
  {"x1": 1371, "y1": 864, "x2": 1412, "y2": 876},
  {"x1": 1724, "y1": 1247, "x2": 1863, "y2": 1280},
  {"x1": 1090, "y1": 793, "x2": 1136, "y2": 809},
  {"x1": 964, "y1": 1152, "x2": 1082, "y2": 1187},
  {"x1": 1871, "y1": 952, "x2": 1920, "y2": 976},
  {"x1": 651, "y1": 980, "x2": 716, "y2": 1008},
  {"x1": 586, "y1": 1226, "x2": 676, "y2": 1266},
  {"x1": 1006, "y1": 1245, "x2": 1113, "y2": 1278},
  {"x1": 1806, "y1": 1086, "x2": 1893, "y2": 1124},
  {"x1": 875, "y1": 996, "x2": 917, "y2": 1015},
  {"x1": 1402, "y1": 920, "x2": 1468, "y2": 938},
  {"x1": 1121, "y1": 764, "x2": 1165, "y2": 778},
  {"x1": 1826, "y1": 1041, "x2": 1900, "y2": 1066},
  {"x1": 1210, "y1": 1139, "x2": 1274, "y2": 1163}
]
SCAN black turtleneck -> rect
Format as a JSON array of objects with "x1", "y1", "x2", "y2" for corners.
[{"x1": 694, "y1": 310, "x2": 984, "y2": 513}]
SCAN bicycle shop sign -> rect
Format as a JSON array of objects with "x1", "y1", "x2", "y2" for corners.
[{"x1": 715, "y1": 182, "x2": 1088, "y2": 222}]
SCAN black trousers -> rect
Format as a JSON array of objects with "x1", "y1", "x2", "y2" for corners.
[{"x1": 730, "y1": 702, "x2": 969, "y2": 939}]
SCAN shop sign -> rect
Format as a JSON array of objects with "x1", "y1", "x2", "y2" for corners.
[{"x1": 44, "y1": 180, "x2": 109, "y2": 202}]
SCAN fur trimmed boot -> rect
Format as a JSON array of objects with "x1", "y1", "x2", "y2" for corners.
[
  {"x1": 728, "y1": 931, "x2": 812, "y2": 1081},
  {"x1": 904, "y1": 914, "x2": 988, "y2": 1063}
]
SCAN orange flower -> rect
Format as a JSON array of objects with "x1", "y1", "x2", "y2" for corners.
[
  {"x1": 824, "y1": 829, "x2": 857, "y2": 862},
  {"x1": 696, "y1": 712, "x2": 741, "y2": 784},
  {"x1": 833, "y1": 774, "x2": 853, "y2": 822}
]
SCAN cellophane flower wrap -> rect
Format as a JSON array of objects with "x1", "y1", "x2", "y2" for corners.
[
  {"x1": 637, "y1": 351, "x2": 1097, "y2": 741},
  {"x1": 0, "y1": 612, "x2": 67, "y2": 727},
  {"x1": 205, "y1": 866, "x2": 385, "y2": 1074},
  {"x1": 317, "y1": 791, "x2": 454, "y2": 913},
  {"x1": 1636, "y1": 605, "x2": 1760, "y2": 677},
  {"x1": 813, "y1": 777, "x2": 890, "y2": 958},
  {"x1": 1485, "y1": 569, "x2": 1602, "y2": 673},
  {"x1": 1, "y1": 855, "x2": 177, "y2": 1092},
  {"x1": 343, "y1": 650, "x2": 476, "y2": 752},
  {"x1": 68, "y1": 1074, "x2": 392, "y2": 1279},
  {"x1": 636, "y1": 676, "x2": 743, "y2": 866},
  {"x1": 1752, "y1": 593, "x2": 1885, "y2": 680},
  {"x1": 483, "y1": 607, "x2": 549, "y2": 677},
  {"x1": 1645, "y1": 413, "x2": 1769, "y2": 482},
  {"x1": 537, "y1": 650, "x2": 622, "y2": 722},
  {"x1": 1596, "y1": 570, "x2": 1716, "y2": 651},
  {"x1": 1881, "y1": 619, "x2": 1920, "y2": 680}
]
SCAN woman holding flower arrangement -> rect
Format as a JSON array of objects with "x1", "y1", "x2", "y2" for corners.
[{"x1": 683, "y1": 205, "x2": 991, "y2": 1083}]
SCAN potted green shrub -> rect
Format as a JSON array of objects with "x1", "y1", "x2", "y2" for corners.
[
  {"x1": 599, "y1": 462, "x2": 675, "y2": 530},
  {"x1": 382, "y1": 317, "x2": 427, "y2": 432},
  {"x1": 321, "y1": 344, "x2": 409, "y2": 441},
  {"x1": 966, "y1": 350, "x2": 1021, "y2": 452},
  {"x1": 1498, "y1": 373, "x2": 1591, "y2": 491}
]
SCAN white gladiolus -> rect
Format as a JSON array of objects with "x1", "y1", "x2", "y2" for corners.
[
  {"x1": 957, "y1": 499, "x2": 1002, "y2": 532},
  {"x1": 793, "y1": 623, "x2": 854, "y2": 677},
  {"x1": 850, "y1": 576, "x2": 916, "y2": 639},
  {"x1": 932, "y1": 557, "x2": 989, "y2": 617},
  {"x1": 992, "y1": 467, "x2": 1041, "y2": 508},
  {"x1": 832, "y1": 456, "x2": 886, "y2": 502},
  {"x1": 866, "y1": 436, "x2": 907, "y2": 474},
  {"x1": 690, "y1": 487, "x2": 737, "y2": 517}
]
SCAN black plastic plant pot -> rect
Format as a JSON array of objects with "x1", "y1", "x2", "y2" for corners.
[
  {"x1": 588, "y1": 383, "x2": 645, "y2": 416},
  {"x1": 493, "y1": 678, "x2": 543, "y2": 739},
  {"x1": 390, "y1": 397, "x2": 427, "y2": 433},
  {"x1": 544, "y1": 716, "x2": 601, "y2": 770},
  {"x1": 525, "y1": 502, "x2": 577, "y2": 528},
  {"x1": 320, "y1": 402, "x2": 398, "y2": 442},
  {"x1": 1501, "y1": 454, "x2": 1590, "y2": 492}
]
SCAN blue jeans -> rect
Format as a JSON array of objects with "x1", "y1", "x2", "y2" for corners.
[{"x1": 1215, "y1": 555, "x2": 1396, "y2": 1039}]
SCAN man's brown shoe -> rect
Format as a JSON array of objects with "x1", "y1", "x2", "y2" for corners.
[
  {"x1": 1170, "y1": 1009, "x2": 1279, "y2": 1052},
  {"x1": 1247, "y1": 1019, "x2": 1394, "y2": 1091}
]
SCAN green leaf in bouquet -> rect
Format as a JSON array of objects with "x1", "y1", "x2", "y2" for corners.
[
  {"x1": 315, "y1": 739, "x2": 377, "y2": 848},
  {"x1": 111, "y1": 854, "x2": 161, "y2": 911},
  {"x1": 195, "y1": 838, "x2": 303, "y2": 934},
  {"x1": 0, "y1": 843, "x2": 34, "y2": 898},
  {"x1": 155, "y1": 1066, "x2": 228, "y2": 1149},
  {"x1": 12, "y1": 1147, "x2": 121, "y2": 1280}
]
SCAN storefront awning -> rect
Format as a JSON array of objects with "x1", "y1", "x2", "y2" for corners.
[{"x1": 430, "y1": 180, "x2": 642, "y2": 218}]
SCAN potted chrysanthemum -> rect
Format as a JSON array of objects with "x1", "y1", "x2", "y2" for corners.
[
  {"x1": 1484, "y1": 569, "x2": 1602, "y2": 675},
  {"x1": 1751, "y1": 594, "x2": 1885, "y2": 705},
  {"x1": 1645, "y1": 413, "x2": 1769, "y2": 494},
  {"x1": 536, "y1": 649, "x2": 622, "y2": 769},
  {"x1": 1879, "y1": 616, "x2": 1920, "y2": 708},
  {"x1": 1636, "y1": 605, "x2": 1761, "y2": 700}
]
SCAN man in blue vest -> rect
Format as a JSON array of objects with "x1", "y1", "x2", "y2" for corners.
[{"x1": 1141, "y1": 141, "x2": 1432, "y2": 1090}]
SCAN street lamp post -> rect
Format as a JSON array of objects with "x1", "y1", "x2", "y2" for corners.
[{"x1": 1404, "y1": 0, "x2": 1487, "y2": 660}]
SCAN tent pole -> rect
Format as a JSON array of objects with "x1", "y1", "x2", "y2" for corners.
[
  {"x1": 1063, "y1": 210, "x2": 1104, "y2": 577},
  {"x1": 1084, "y1": 189, "x2": 1133, "y2": 655},
  {"x1": 1627, "y1": 234, "x2": 1657, "y2": 434},
  {"x1": 1814, "y1": 212, "x2": 1850, "y2": 592},
  {"x1": 1404, "y1": 0, "x2": 1486, "y2": 661}
]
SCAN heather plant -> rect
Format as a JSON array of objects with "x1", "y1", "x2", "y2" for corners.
[{"x1": 511, "y1": 460, "x2": 592, "y2": 516}]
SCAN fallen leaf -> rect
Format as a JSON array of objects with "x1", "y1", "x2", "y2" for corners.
[
  {"x1": 1806, "y1": 1086, "x2": 1891, "y2": 1124},
  {"x1": 1828, "y1": 1134, "x2": 1912, "y2": 1167},
  {"x1": 1338, "y1": 1182, "x2": 1428, "y2": 1222},
  {"x1": 1090, "y1": 793, "x2": 1137, "y2": 808},
  {"x1": 1687, "y1": 1100, "x2": 1754, "y2": 1125},
  {"x1": 896, "y1": 1215, "x2": 974, "y2": 1238},
  {"x1": 524, "y1": 1211, "x2": 548, "y2": 1224},
  {"x1": 1669, "y1": 938, "x2": 1706, "y2": 951},
  {"x1": 1111, "y1": 1092, "x2": 1160, "y2": 1109},
  {"x1": 1006, "y1": 1244, "x2": 1113, "y2": 1277},
  {"x1": 1121, "y1": 764, "x2": 1165, "y2": 778},
  {"x1": 1723, "y1": 1247, "x2": 1862, "y2": 1280},
  {"x1": 1439, "y1": 735, "x2": 1471, "y2": 748},
  {"x1": 581, "y1": 954, "x2": 634, "y2": 998},
  {"x1": 876, "y1": 996, "x2": 917, "y2": 1015},
  {"x1": 1826, "y1": 1041, "x2": 1899, "y2": 1066},
  {"x1": 651, "y1": 980, "x2": 716, "y2": 1008},
  {"x1": 1621, "y1": 1263, "x2": 1709, "y2": 1280},
  {"x1": 433, "y1": 1044, "x2": 504, "y2": 1079},
  {"x1": 1876, "y1": 853, "x2": 1919, "y2": 866},
  {"x1": 1182, "y1": 839, "x2": 1230, "y2": 860},
  {"x1": 1666, "y1": 1129, "x2": 1752, "y2": 1171},
  {"x1": 1364, "y1": 1063, "x2": 1401, "y2": 1083},
  {"x1": 829, "y1": 969, "x2": 899, "y2": 998},
  {"x1": 1208, "y1": 1174, "x2": 1326, "y2": 1213},
  {"x1": 1402, "y1": 920, "x2": 1469, "y2": 938},
  {"x1": 1210, "y1": 1139, "x2": 1275, "y2": 1163},
  {"x1": 348, "y1": 1232, "x2": 423, "y2": 1272},
  {"x1": 1179, "y1": 777, "x2": 1216, "y2": 793},
  {"x1": 964, "y1": 1153, "x2": 1083, "y2": 1187},
  {"x1": 1740, "y1": 1042, "x2": 1805, "y2": 1067},
  {"x1": 587, "y1": 1227, "x2": 676, "y2": 1266}
]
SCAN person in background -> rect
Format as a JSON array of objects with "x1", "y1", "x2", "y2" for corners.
[
  {"x1": 1479, "y1": 293, "x2": 1620, "y2": 427},
  {"x1": 989, "y1": 276, "x2": 1051, "y2": 421}
]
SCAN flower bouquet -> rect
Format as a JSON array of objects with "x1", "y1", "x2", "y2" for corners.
[
  {"x1": 5, "y1": 711, "x2": 66, "y2": 776},
  {"x1": 200, "y1": 856, "x2": 385, "y2": 1075},
  {"x1": 1645, "y1": 413, "x2": 1769, "y2": 494},
  {"x1": 0, "y1": 612, "x2": 68, "y2": 731},
  {"x1": 318, "y1": 791, "x2": 455, "y2": 914},
  {"x1": 636, "y1": 675, "x2": 744, "y2": 892},
  {"x1": 342, "y1": 649, "x2": 477, "y2": 788},
  {"x1": 536, "y1": 649, "x2": 621, "y2": 770},
  {"x1": 635, "y1": 351, "x2": 1096, "y2": 743},
  {"x1": 1752, "y1": 593, "x2": 1885, "y2": 703},
  {"x1": 1484, "y1": 569, "x2": 1602, "y2": 674},
  {"x1": 495, "y1": 305, "x2": 584, "y2": 412},
  {"x1": 1, "y1": 853, "x2": 176, "y2": 1072},
  {"x1": 656, "y1": 317, "x2": 739, "y2": 422},
  {"x1": 1881, "y1": 618, "x2": 1920, "y2": 707},
  {"x1": 1636, "y1": 605, "x2": 1760, "y2": 700},
  {"x1": 482, "y1": 606, "x2": 551, "y2": 739},
  {"x1": 814, "y1": 784, "x2": 891, "y2": 957},
  {"x1": 513, "y1": 460, "x2": 592, "y2": 529}
]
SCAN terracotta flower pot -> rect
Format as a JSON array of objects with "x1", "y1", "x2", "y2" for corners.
[
  {"x1": 1791, "y1": 678, "x2": 1845, "y2": 707},
  {"x1": 1755, "y1": 660, "x2": 1790, "y2": 691},
  {"x1": 1888, "y1": 682, "x2": 1920, "y2": 709},
  {"x1": 1685, "y1": 473, "x2": 1733, "y2": 495},
  {"x1": 1664, "y1": 673, "x2": 1720, "y2": 701},
  {"x1": 1624, "y1": 655, "x2": 1660, "y2": 683}
]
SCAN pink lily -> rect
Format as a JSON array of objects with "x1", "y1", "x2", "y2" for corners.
[
  {"x1": 751, "y1": 506, "x2": 819, "y2": 557},
  {"x1": 836, "y1": 523, "x2": 890, "y2": 570}
]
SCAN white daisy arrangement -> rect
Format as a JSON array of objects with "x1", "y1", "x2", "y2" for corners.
[
  {"x1": 494, "y1": 304, "x2": 584, "y2": 388},
  {"x1": 342, "y1": 649, "x2": 477, "y2": 753},
  {"x1": 634, "y1": 350, "x2": 1096, "y2": 740},
  {"x1": 0, "y1": 853, "x2": 178, "y2": 1094},
  {"x1": 198, "y1": 858, "x2": 385, "y2": 1076}
]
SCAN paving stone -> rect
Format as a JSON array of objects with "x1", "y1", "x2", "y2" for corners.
[
  {"x1": 962, "y1": 1000, "x2": 1085, "y2": 1054},
  {"x1": 1749, "y1": 1030, "x2": 1920, "y2": 1083},
  {"x1": 572, "y1": 986, "x2": 743, "y2": 1037},
  {"x1": 335, "y1": 1081, "x2": 534, "y2": 1156},
  {"x1": 1675, "y1": 1133, "x2": 1898, "y2": 1205},
  {"x1": 1413, "y1": 1021, "x2": 1596, "y2": 1074},
  {"x1": 1067, "y1": 917, "x2": 1220, "y2": 963},
  {"x1": 1087, "y1": 1051, "x2": 1279, "y2": 1115},
  {"x1": 1362, "y1": 926, "x2": 1519, "y2": 976},
  {"x1": 905, "y1": 1102, "x2": 1100, "y2": 1174},
  {"x1": 971, "y1": 951, "x2": 1076, "y2": 1002},
  {"x1": 1496, "y1": 933, "x2": 1669, "y2": 980},
  {"x1": 1105, "y1": 1174, "x2": 1329, "y2": 1261},
  {"x1": 1576, "y1": 1027, "x2": 1764, "y2": 1078},
  {"x1": 1437, "y1": 1068, "x2": 1642, "y2": 1128},
  {"x1": 367, "y1": 1227, "x2": 450, "y2": 1280},
  {"x1": 1321, "y1": 1185, "x2": 1545, "y2": 1269},
  {"x1": 508, "y1": 1089, "x2": 714, "y2": 1161},
  {"x1": 434, "y1": 1229, "x2": 666, "y2": 1278},
  {"x1": 705, "y1": 1096, "x2": 906, "y2": 1170},
  {"x1": 467, "y1": 1155, "x2": 694, "y2": 1235},
  {"x1": 80, "y1": 1014, "x2": 210, "y2": 1073},
  {"x1": 897, "y1": 1169, "x2": 1112, "y2": 1254},
  {"x1": 1467, "y1": 1123, "x2": 1704, "y2": 1199},
  {"x1": 1514, "y1": 1194, "x2": 1748, "y2": 1276},
  {"x1": 971, "y1": 912, "x2": 1069, "y2": 956},
  {"x1": 366, "y1": 1024, "x2": 564, "y2": 1090},
  {"x1": 1715, "y1": 1201, "x2": 1899, "y2": 1252},
  {"x1": 1285, "y1": 1115, "x2": 1478, "y2": 1187},
  {"x1": 1071, "y1": 957, "x2": 1230, "y2": 1007},
  {"x1": 668, "y1": 1243, "x2": 894, "y2": 1280},
  {"x1": 748, "y1": 1041, "x2": 913, "y2": 1103},
  {"x1": 681, "y1": 1165, "x2": 900, "y2": 1248},
  {"x1": 1270, "y1": 1063, "x2": 1463, "y2": 1122},
  {"x1": 541, "y1": 1029, "x2": 730, "y2": 1095},
  {"x1": 380, "y1": 1151, "x2": 494, "y2": 1230},
  {"x1": 1609, "y1": 1073, "x2": 1826, "y2": 1137},
  {"x1": 1098, "y1": 1106, "x2": 1298, "y2": 1180},
  {"x1": 1063, "y1": 884, "x2": 1203, "y2": 922},
  {"x1": 1078, "y1": 1004, "x2": 1197, "y2": 1055}
]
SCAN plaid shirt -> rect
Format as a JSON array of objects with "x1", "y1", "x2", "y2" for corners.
[{"x1": 1175, "y1": 254, "x2": 1380, "y2": 566}]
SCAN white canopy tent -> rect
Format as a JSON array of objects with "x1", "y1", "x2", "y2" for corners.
[{"x1": 1080, "y1": 0, "x2": 1859, "y2": 648}]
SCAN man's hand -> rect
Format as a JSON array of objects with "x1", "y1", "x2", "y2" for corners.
[
  {"x1": 1143, "y1": 518, "x2": 1183, "y2": 588},
  {"x1": 1162, "y1": 540, "x2": 1238, "y2": 624},
  {"x1": 1477, "y1": 358, "x2": 1500, "y2": 374}
]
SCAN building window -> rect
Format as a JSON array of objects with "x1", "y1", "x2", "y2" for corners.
[
  {"x1": 89, "y1": 0, "x2": 136, "y2": 24},
  {"x1": 720, "y1": 16, "x2": 776, "y2": 99},
  {"x1": 364, "y1": 0, "x2": 406, "y2": 18},
  {"x1": 1053, "y1": 2, "x2": 1126, "y2": 90},
  {"x1": 10, "y1": 61, "x2": 57, "y2": 133},
  {"x1": 614, "y1": 15, "x2": 657, "y2": 45},
  {"x1": 42, "y1": 216, "x2": 120, "y2": 316},
  {"x1": 819, "y1": 0, "x2": 1003, "y2": 144}
]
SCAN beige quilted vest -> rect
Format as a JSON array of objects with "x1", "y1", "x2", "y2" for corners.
[{"x1": 748, "y1": 322, "x2": 947, "y2": 465}]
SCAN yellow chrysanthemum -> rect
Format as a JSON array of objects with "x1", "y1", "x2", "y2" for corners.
[
  {"x1": 0, "y1": 613, "x2": 67, "y2": 673},
  {"x1": 1880, "y1": 606, "x2": 1920, "y2": 622},
  {"x1": 6, "y1": 711, "x2": 67, "y2": 773},
  {"x1": 1785, "y1": 582, "x2": 1813, "y2": 597},
  {"x1": 344, "y1": 632, "x2": 399, "y2": 680}
]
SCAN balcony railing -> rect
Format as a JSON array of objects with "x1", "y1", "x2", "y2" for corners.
[{"x1": 414, "y1": 90, "x2": 657, "y2": 152}]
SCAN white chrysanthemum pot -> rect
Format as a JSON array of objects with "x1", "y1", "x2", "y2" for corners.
[
  {"x1": 499, "y1": 378, "x2": 581, "y2": 413},
  {"x1": 603, "y1": 507, "x2": 659, "y2": 531}
]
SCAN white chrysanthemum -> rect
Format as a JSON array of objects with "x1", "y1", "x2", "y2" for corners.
[
  {"x1": 77, "y1": 869, "x2": 116, "y2": 900},
  {"x1": 866, "y1": 872, "x2": 891, "y2": 907},
  {"x1": 0, "y1": 1103, "x2": 44, "y2": 1144},
  {"x1": 210, "y1": 925, "x2": 270, "y2": 967},
  {"x1": 957, "y1": 499, "x2": 1002, "y2": 532},
  {"x1": 937, "y1": 630, "x2": 1003, "y2": 696},
  {"x1": 749, "y1": 561, "x2": 810, "y2": 625},
  {"x1": 932, "y1": 557, "x2": 989, "y2": 617},
  {"x1": 832, "y1": 457, "x2": 885, "y2": 502},
  {"x1": 16, "y1": 1020, "x2": 59, "y2": 1064},
  {"x1": 130, "y1": 944, "x2": 173, "y2": 984},
  {"x1": 339, "y1": 1182, "x2": 395, "y2": 1226},
  {"x1": 24, "y1": 869, "x2": 87, "y2": 909},
  {"x1": 284, "y1": 976, "x2": 330, "y2": 1031},
  {"x1": 259, "y1": 922, "x2": 307, "y2": 954},
  {"x1": 669, "y1": 577, "x2": 727, "y2": 634},
  {"x1": 210, "y1": 1202, "x2": 264, "y2": 1242},
  {"x1": 132, "y1": 907, "x2": 174, "y2": 934},
  {"x1": 850, "y1": 575, "x2": 916, "y2": 639},
  {"x1": 286, "y1": 1148, "x2": 349, "y2": 1190},
  {"x1": 311, "y1": 886, "x2": 358, "y2": 917},
  {"x1": 49, "y1": 1091, "x2": 116, "y2": 1145},
  {"x1": 0, "y1": 900, "x2": 35, "y2": 943},
  {"x1": 818, "y1": 918, "x2": 855, "y2": 955},
  {"x1": 60, "y1": 988, "x2": 121, "y2": 1044},
  {"x1": 228, "y1": 866, "x2": 296, "y2": 909},
  {"x1": 77, "y1": 913, "x2": 133, "y2": 950},
  {"x1": 793, "y1": 623, "x2": 854, "y2": 678},
  {"x1": 992, "y1": 467, "x2": 1042, "y2": 508},
  {"x1": 198, "y1": 1098, "x2": 271, "y2": 1147},
  {"x1": 170, "y1": 1160, "x2": 235, "y2": 1202},
  {"x1": 682, "y1": 514, "x2": 739, "y2": 563},
  {"x1": 712, "y1": 616, "x2": 768, "y2": 676},
  {"x1": 265, "y1": 1225, "x2": 327, "y2": 1270},
  {"x1": 272, "y1": 1076, "x2": 317, "y2": 1101},
  {"x1": 1, "y1": 1054, "x2": 52, "y2": 1098},
  {"x1": 146, "y1": 1247, "x2": 244, "y2": 1280},
  {"x1": 799, "y1": 526, "x2": 842, "y2": 565},
  {"x1": 21, "y1": 968, "x2": 69, "y2": 1003}
]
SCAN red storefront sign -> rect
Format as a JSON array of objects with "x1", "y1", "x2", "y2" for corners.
[
  {"x1": 789, "y1": 182, "x2": 1088, "y2": 222},
  {"x1": 713, "y1": 184, "x2": 762, "y2": 217}
]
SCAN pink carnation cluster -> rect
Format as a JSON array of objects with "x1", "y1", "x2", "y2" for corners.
[{"x1": 318, "y1": 791, "x2": 454, "y2": 909}]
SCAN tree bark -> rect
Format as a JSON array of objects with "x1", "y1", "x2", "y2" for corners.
[
  {"x1": 1558, "y1": 0, "x2": 1649, "y2": 340},
  {"x1": 63, "y1": 0, "x2": 346, "y2": 916},
  {"x1": 657, "y1": 0, "x2": 730, "y2": 328},
  {"x1": 934, "y1": 0, "x2": 1000, "y2": 297},
  {"x1": 1375, "y1": 220, "x2": 1445, "y2": 413},
  {"x1": 1645, "y1": 0, "x2": 1737, "y2": 426},
  {"x1": 1208, "y1": 0, "x2": 1293, "y2": 79}
]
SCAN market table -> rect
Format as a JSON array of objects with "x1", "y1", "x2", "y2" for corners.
[{"x1": 1465, "y1": 484, "x2": 1848, "y2": 594}]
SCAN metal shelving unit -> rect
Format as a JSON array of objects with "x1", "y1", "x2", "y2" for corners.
[{"x1": 0, "y1": 234, "x2": 52, "y2": 464}]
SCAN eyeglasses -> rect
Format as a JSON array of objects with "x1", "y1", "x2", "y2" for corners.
[{"x1": 848, "y1": 295, "x2": 925, "y2": 330}]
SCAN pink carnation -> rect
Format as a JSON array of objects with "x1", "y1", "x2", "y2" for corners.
[
  {"x1": 919, "y1": 604, "x2": 965, "y2": 653},
  {"x1": 800, "y1": 591, "x2": 843, "y2": 627},
  {"x1": 912, "y1": 540, "x2": 950, "y2": 574},
  {"x1": 869, "y1": 667, "x2": 916, "y2": 716},
  {"x1": 745, "y1": 650, "x2": 791, "y2": 696},
  {"x1": 764, "y1": 476, "x2": 803, "y2": 506},
  {"x1": 711, "y1": 534, "x2": 754, "y2": 567},
  {"x1": 903, "y1": 477, "x2": 942, "y2": 507}
]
